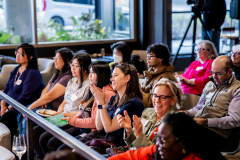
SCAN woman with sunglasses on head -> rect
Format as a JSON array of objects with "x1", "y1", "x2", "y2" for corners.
[
  {"x1": 117, "y1": 78, "x2": 183, "y2": 149},
  {"x1": 81, "y1": 64, "x2": 144, "y2": 148},
  {"x1": 33, "y1": 52, "x2": 92, "y2": 160},
  {"x1": 109, "y1": 113, "x2": 226, "y2": 160},
  {"x1": 45, "y1": 61, "x2": 116, "y2": 152},
  {"x1": 231, "y1": 44, "x2": 240, "y2": 81},
  {"x1": 175, "y1": 40, "x2": 217, "y2": 95},
  {"x1": 0, "y1": 43, "x2": 45, "y2": 140}
]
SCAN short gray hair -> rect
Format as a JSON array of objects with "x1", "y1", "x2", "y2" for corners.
[{"x1": 196, "y1": 40, "x2": 218, "y2": 60}]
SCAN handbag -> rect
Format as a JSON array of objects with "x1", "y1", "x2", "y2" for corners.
[
  {"x1": 85, "y1": 138, "x2": 116, "y2": 148},
  {"x1": 106, "y1": 146, "x2": 130, "y2": 157}
]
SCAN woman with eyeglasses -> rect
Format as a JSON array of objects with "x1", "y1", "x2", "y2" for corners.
[
  {"x1": 109, "y1": 113, "x2": 226, "y2": 160},
  {"x1": 28, "y1": 48, "x2": 73, "y2": 112},
  {"x1": 33, "y1": 52, "x2": 92, "y2": 160},
  {"x1": 175, "y1": 40, "x2": 217, "y2": 95},
  {"x1": 117, "y1": 78, "x2": 183, "y2": 149},
  {"x1": 76, "y1": 64, "x2": 144, "y2": 149},
  {"x1": 231, "y1": 44, "x2": 240, "y2": 80},
  {"x1": 44, "y1": 61, "x2": 116, "y2": 152},
  {"x1": 0, "y1": 43, "x2": 45, "y2": 140}
]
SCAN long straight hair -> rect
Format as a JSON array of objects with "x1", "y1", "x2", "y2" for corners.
[
  {"x1": 50, "y1": 48, "x2": 73, "y2": 83},
  {"x1": 109, "y1": 64, "x2": 142, "y2": 110}
]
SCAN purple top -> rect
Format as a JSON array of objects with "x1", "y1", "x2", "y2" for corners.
[
  {"x1": 48, "y1": 72, "x2": 72, "y2": 111},
  {"x1": 188, "y1": 82, "x2": 240, "y2": 129}
]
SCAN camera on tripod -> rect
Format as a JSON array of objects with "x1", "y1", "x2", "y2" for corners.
[{"x1": 187, "y1": 0, "x2": 207, "y2": 13}]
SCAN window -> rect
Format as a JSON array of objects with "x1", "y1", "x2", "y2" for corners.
[
  {"x1": 171, "y1": 0, "x2": 237, "y2": 55},
  {"x1": 0, "y1": 0, "x2": 134, "y2": 46}
]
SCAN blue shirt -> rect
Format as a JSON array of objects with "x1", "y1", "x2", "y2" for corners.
[
  {"x1": 107, "y1": 95, "x2": 145, "y2": 136},
  {"x1": 4, "y1": 65, "x2": 45, "y2": 113}
]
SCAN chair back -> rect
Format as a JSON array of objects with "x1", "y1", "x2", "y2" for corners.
[
  {"x1": 181, "y1": 94, "x2": 200, "y2": 110},
  {"x1": 132, "y1": 50, "x2": 148, "y2": 69},
  {"x1": 38, "y1": 58, "x2": 55, "y2": 86}
]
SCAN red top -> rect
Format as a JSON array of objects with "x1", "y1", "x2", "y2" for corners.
[
  {"x1": 108, "y1": 145, "x2": 204, "y2": 160},
  {"x1": 181, "y1": 59, "x2": 214, "y2": 95}
]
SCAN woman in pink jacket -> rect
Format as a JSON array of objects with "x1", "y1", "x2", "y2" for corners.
[
  {"x1": 176, "y1": 40, "x2": 218, "y2": 95},
  {"x1": 46, "y1": 61, "x2": 116, "y2": 153}
]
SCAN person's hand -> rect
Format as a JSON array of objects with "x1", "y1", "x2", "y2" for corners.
[
  {"x1": 90, "y1": 84, "x2": 105, "y2": 105},
  {"x1": 42, "y1": 104, "x2": 48, "y2": 108},
  {"x1": 117, "y1": 110, "x2": 132, "y2": 132},
  {"x1": 194, "y1": 118, "x2": 207, "y2": 126},
  {"x1": 51, "y1": 112, "x2": 61, "y2": 116},
  {"x1": 61, "y1": 117, "x2": 70, "y2": 122},
  {"x1": 8, "y1": 105, "x2": 13, "y2": 110},
  {"x1": 177, "y1": 110, "x2": 189, "y2": 115},
  {"x1": 0, "y1": 105, "x2": 8, "y2": 116},
  {"x1": 132, "y1": 115, "x2": 143, "y2": 139}
]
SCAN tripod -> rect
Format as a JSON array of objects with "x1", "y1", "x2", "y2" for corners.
[{"x1": 172, "y1": 6, "x2": 211, "y2": 65}]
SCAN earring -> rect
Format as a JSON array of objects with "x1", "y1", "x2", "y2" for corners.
[{"x1": 182, "y1": 147, "x2": 186, "y2": 156}]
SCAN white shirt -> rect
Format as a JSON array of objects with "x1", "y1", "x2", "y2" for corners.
[{"x1": 64, "y1": 77, "x2": 90, "y2": 113}]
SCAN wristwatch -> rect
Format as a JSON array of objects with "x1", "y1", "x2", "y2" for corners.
[
  {"x1": 98, "y1": 105, "x2": 105, "y2": 109},
  {"x1": 187, "y1": 80, "x2": 191, "y2": 84}
]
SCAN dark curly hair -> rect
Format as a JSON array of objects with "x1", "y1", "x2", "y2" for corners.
[
  {"x1": 146, "y1": 43, "x2": 171, "y2": 66},
  {"x1": 151, "y1": 113, "x2": 226, "y2": 160},
  {"x1": 111, "y1": 41, "x2": 131, "y2": 63},
  {"x1": 15, "y1": 43, "x2": 38, "y2": 69}
]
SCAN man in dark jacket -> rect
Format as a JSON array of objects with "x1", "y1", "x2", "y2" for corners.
[{"x1": 202, "y1": 0, "x2": 226, "y2": 53}]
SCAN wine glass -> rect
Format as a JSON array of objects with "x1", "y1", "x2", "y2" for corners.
[{"x1": 12, "y1": 134, "x2": 27, "y2": 160}]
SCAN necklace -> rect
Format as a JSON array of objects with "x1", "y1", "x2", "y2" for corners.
[{"x1": 13, "y1": 67, "x2": 26, "y2": 86}]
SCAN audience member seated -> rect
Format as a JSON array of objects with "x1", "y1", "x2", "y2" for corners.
[
  {"x1": 179, "y1": 55, "x2": 240, "y2": 150},
  {"x1": 118, "y1": 78, "x2": 183, "y2": 149},
  {"x1": 108, "y1": 113, "x2": 226, "y2": 160},
  {"x1": 45, "y1": 62, "x2": 116, "y2": 152},
  {"x1": 231, "y1": 44, "x2": 240, "y2": 80},
  {"x1": 16, "y1": 48, "x2": 74, "y2": 135},
  {"x1": 141, "y1": 43, "x2": 177, "y2": 107},
  {"x1": 33, "y1": 52, "x2": 92, "y2": 160},
  {"x1": 43, "y1": 150, "x2": 86, "y2": 160},
  {"x1": 175, "y1": 40, "x2": 217, "y2": 95},
  {"x1": 77, "y1": 64, "x2": 145, "y2": 149},
  {"x1": 109, "y1": 41, "x2": 131, "y2": 72},
  {"x1": 0, "y1": 43, "x2": 45, "y2": 139}
]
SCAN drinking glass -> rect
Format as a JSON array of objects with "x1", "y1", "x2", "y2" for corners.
[{"x1": 12, "y1": 134, "x2": 27, "y2": 160}]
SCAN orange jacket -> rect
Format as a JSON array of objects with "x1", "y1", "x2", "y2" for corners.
[
  {"x1": 67, "y1": 85, "x2": 116, "y2": 130},
  {"x1": 108, "y1": 145, "x2": 204, "y2": 160}
]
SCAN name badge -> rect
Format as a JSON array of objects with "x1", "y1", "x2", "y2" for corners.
[
  {"x1": 15, "y1": 79, "x2": 22, "y2": 85},
  {"x1": 70, "y1": 94, "x2": 78, "y2": 101},
  {"x1": 196, "y1": 66, "x2": 203, "y2": 71},
  {"x1": 141, "y1": 118, "x2": 149, "y2": 127},
  {"x1": 115, "y1": 108, "x2": 121, "y2": 115}
]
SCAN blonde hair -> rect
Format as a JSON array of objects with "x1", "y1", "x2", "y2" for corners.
[
  {"x1": 232, "y1": 44, "x2": 240, "y2": 53},
  {"x1": 196, "y1": 40, "x2": 218, "y2": 60},
  {"x1": 152, "y1": 78, "x2": 183, "y2": 109}
]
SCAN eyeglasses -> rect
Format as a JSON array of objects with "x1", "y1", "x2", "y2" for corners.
[
  {"x1": 209, "y1": 70, "x2": 227, "y2": 77},
  {"x1": 53, "y1": 57, "x2": 62, "y2": 61},
  {"x1": 150, "y1": 94, "x2": 172, "y2": 101},
  {"x1": 230, "y1": 52, "x2": 240, "y2": 56},
  {"x1": 155, "y1": 133, "x2": 178, "y2": 146},
  {"x1": 70, "y1": 63, "x2": 80, "y2": 69},
  {"x1": 195, "y1": 48, "x2": 209, "y2": 52},
  {"x1": 147, "y1": 54, "x2": 156, "y2": 59},
  {"x1": 15, "y1": 52, "x2": 24, "y2": 57}
]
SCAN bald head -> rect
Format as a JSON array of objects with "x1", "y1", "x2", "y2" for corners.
[
  {"x1": 212, "y1": 55, "x2": 233, "y2": 85},
  {"x1": 213, "y1": 55, "x2": 233, "y2": 71}
]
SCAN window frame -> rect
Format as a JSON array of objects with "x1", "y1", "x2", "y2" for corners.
[{"x1": 0, "y1": 0, "x2": 137, "y2": 50}]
